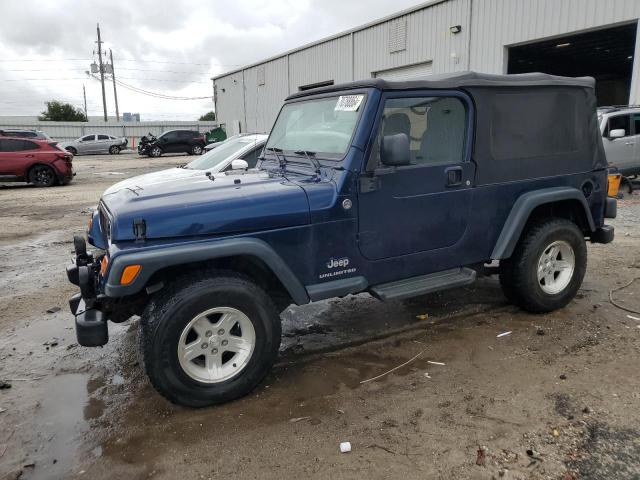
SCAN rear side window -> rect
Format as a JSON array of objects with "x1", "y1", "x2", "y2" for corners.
[
  {"x1": 22, "y1": 140, "x2": 39, "y2": 150},
  {"x1": 97, "y1": 134, "x2": 110, "y2": 140},
  {"x1": 81, "y1": 135, "x2": 95, "y2": 141},
  {"x1": 491, "y1": 91, "x2": 579, "y2": 160},
  {"x1": 605, "y1": 115, "x2": 631, "y2": 137}
]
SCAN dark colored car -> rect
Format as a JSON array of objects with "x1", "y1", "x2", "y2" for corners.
[
  {"x1": 0, "y1": 129, "x2": 53, "y2": 141},
  {"x1": 0, "y1": 137, "x2": 73, "y2": 187},
  {"x1": 139, "y1": 130, "x2": 205, "y2": 157},
  {"x1": 68, "y1": 72, "x2": 615, "y2": 407}
]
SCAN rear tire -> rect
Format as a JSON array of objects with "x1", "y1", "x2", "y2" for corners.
[
  {"x1": 499, "y1": 218, "x2": 587, "y2": 313},
  {"x1": 139, "y1": 270, "x2": 281, "y2": 407},
  {"x1": 109, "y1": 145, "x2": 120, "y2": 155},
  {"x1": 28, "y1": 165, "x2": 57, "y2": 187}
]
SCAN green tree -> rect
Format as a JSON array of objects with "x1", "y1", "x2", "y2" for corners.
[
  {"x1": 38, "y1": 101, "x2": 87, "y2": 122},
  {"x1": 199, "y1": 111, "x2": 216, "y2": 121}
]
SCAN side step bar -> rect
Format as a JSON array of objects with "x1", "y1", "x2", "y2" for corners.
[{"x1": 369, "y1": 267, "x2": 476, "y2": 302}]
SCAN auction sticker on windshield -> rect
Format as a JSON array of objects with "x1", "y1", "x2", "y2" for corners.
[{"x1": 335, "y1": 95, "x2": 364, "y2": 112}]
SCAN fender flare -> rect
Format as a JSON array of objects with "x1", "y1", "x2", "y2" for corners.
[
  {"x1": 491, "y1": 187, "x2": 595, "y2": 260},
  {"x1": 104, "y1": 237, "x2": 310, "y2": 305}
]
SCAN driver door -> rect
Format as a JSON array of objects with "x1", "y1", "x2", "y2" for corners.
[
  {"x1": 602, "y1": 114, "x2": 635, "y2": 170},
  {"x1": 78, "y1": 135, "x2": 96, "y2": 153},
  {"x1": 357, "y1": 92, "x2": 475, "y2": 261}
]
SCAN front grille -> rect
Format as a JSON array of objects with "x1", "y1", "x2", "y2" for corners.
[{"x1": 98, "y1": 203, "x2": 112, "y2": 242}]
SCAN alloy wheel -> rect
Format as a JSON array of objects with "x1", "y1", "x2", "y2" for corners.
[{"x1": 177, "y1": 307, "x2": 256, "y2": 384}]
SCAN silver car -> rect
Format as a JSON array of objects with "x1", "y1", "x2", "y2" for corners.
[
  {"x1": 60, "y1": 134, "x2": 128, "y2": 156},
  {"x1": 104, "y1": 134, "x2": 267, "y2": 194},
  {"x1": 599, "y1": 106, "x2": 640, "y2": 196}
]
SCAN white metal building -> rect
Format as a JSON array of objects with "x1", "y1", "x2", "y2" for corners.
[{"x1": 213, "y1": 0, "x2": 640, "y2": 135}]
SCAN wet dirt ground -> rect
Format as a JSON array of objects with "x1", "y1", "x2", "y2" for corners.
[{"x1": 1, "y1": 152, "x2": 639, "y2": 480}]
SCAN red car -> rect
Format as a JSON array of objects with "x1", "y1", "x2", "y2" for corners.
[{"x1": 0, "y1": 137, "x2": 74, "y2": 187}]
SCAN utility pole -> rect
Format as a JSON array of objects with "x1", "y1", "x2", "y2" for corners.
[
  {"x1": 96, "y1": 23, "x2": 108, "y2": 122},
  {"x1": 109, "y1": 49, "x2": 120, "y2": 121},
  {"x1": 82, "y1": 84, "x2": 88, "y2": 120}
]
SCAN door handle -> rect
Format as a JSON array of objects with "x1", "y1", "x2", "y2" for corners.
[
  {"x1": 445, "y1": 166, "x2": 463, "y2": 187},
  {"x1": 625, "y1": 142, "x2": 635, "y2": 146},
  {"x1": 25, "y1": 154, "x2": 34, "y2": 158}
]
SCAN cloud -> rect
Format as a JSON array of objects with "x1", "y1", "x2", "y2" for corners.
[{"x1": 0, "y1": 0, "x2": 423, "y2": 119}]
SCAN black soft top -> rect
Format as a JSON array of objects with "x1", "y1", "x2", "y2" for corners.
[
  {"x1": 287, "y1": 71, "x2": 606, "y2": 184},
  {"x1": 286, "y1": 71, "x2": 595, "y2": 100}
]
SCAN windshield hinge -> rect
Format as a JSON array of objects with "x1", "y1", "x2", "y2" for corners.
[
  {"x1": 133, "y1": 218, "x2": 147, "y2": 242},
  {"x1": 359, "y1": 175, "x2": 380, "y2": 193}
]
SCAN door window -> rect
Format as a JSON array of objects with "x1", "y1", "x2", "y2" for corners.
[
  {"x1": 368, "y1": 96, "x2": 466, "y2": 170},
  {"x1": 22, "y1": 140, "x2": 39, "y2": 150},
  {"x1": 0, "y1": 139, "x2": 31, "y2": 151},
  {"x1": 605, "y1": 115, "x2": 631, "y2": 137},
  {"x1": 161, "y1": 131, "x2": 177, "y2": 141},
  {"x1": 81, "y1": 135, "x2": 95, "y2": 142},
  {"x1": 97, "y1": 134, "x2": 110, "y2": 140},
  {"x1": 240, "y1": 145, "x2": 263, "y2": 168},
  {"x1": 633, "y1": 114, "x2": 640, "y2": 136}
]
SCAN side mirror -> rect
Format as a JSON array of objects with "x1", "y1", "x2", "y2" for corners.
[
  {"x1": 231, "y1": 159, "x2": 249, "y2": 170},
  {"x1": 380, "y1": 133, "x2": 411, "y2": 167},
  {"x1": 609, "y1": 129, "x2": 626, "y2": 139}
]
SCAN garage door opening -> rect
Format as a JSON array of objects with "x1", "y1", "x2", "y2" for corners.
[{"x1": 507, "y1": 22, "x2": 637, "y2": 106}]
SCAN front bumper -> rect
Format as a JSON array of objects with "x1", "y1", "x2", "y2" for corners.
[{"x1": 67, "y1": 235, "x2": 109, "y2": 347}]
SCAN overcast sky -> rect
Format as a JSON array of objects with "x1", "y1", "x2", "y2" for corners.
[{"x1": 0, "y1": 0, "x2": 424, "y2": 121}]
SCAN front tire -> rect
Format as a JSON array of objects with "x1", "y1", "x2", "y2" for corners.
[
  {"x1": 140, "y1": 271, "x2": 281, "y2": 407},
  {"x1": 66, "y1": 147, "x2": 77, "y2": 156},
  {"x1": 191, "y1": 144, "x2": 203, "y2": 155},
  {"x1": 499, "y1": 218, "x2": 587, "y2": 313},
  {"x1": 149, "y1": 146, "x2": 162, "y2": 157},
  {"x1": 109, "y1": 145, "x2": 120, "y2": 155}
]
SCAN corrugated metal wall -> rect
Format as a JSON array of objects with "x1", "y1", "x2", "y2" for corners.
[
  {"x1": 353, "y1": 0, "x2": 470, "y2": 78},
  {"x1": 469, "y1": 0, "x2": 640, "y2": 78},
  {"x1": 0, "y1": 120, "x2": 218, "y2": 145},
  {"x1": 243, "y1": 57, "x2": 289, "y2": 134},
  {"x1": 214, "y1": 0, "x2": 640, "y2": 131},
  {"x1": 289, "y1": 35, "x2": 353, "y2": 91}
]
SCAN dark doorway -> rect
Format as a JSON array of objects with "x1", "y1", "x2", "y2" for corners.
[{"x1": 508, "y1": 22, "x2": 637, "y2": 106}]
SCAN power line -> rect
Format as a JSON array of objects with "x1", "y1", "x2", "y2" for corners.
[
  {"x1": 88, "y1": 73, "x2": 211, "y2": 100},
  {"x1": 0, "y1": 58, "x2": 241, "y2": 67}
]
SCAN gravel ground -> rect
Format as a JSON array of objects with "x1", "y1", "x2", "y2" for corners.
[{"x1": 1, "y1": 152, "x2": 639, "y2": 480}]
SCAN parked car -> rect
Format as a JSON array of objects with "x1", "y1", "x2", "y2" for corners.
[
  {"x1": 203, "y1": 134, "x2": 243, "y2": 152},
  {"x1": 106, "y1": 134, "x2": 267, "y2": 194},
  {"x1": 0, "y1": 137, "x2": 73, "y2": 187},
  {"x1": 139, "y1": 130, "x2": 205, "y2": 157},
  {"x1": 68, "y1": 72, "x2": 615, "y2": 407},
  {"x1": 59, "y1": 134, "x2": 128, "y2": 156},
  {"x1": 598, "y1": 106, "x2": 640, "y2": 195},
  {"x1": 0, "y1": 129, "x2": 53, "y2": 141}
]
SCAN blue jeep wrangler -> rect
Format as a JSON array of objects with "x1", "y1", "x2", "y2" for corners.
[{"x1": 67, "y1": 72, "x2": 616, "y2": 407}]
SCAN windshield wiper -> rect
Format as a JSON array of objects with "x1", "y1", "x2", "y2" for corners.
[
  {"x1": 294, "y1": 150, "x2": 321, "y2": 174},
  {"x1": 265, "y1": 147, "x2": 287, "y2": 174}
]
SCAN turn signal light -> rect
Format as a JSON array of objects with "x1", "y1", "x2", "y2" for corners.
[
  {"x1": 120, "y1": 264, "x2": 141, "y2": 285},
  {"x1": 100, "y1": 256, "x2": 109, "y2": 276}
]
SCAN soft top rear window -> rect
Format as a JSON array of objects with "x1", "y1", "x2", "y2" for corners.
[{"x1": 491, "y1": 91, "x2": 579, "y2": 161}]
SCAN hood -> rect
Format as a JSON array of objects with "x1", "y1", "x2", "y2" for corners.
[
  {"x1": 103, "y1": 167, "x2": 203, "y2": 195},
  {"x1": 102, "y1": 171, "x2": 311, "y2": 241}
]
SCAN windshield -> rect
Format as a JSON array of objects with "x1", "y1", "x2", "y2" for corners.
[
  {"x1": 266, "y1": 94, "x2": 365, "y2": 159},
  {"x1": 185, "y1": 137, "x2": 258, "y2": 170}
]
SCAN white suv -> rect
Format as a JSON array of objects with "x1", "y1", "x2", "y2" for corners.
[{"x1": 599, "y1": 106, "x2": 640, "y2": 178}]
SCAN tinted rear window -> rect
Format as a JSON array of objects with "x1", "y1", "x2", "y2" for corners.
[{"x1": 491, "y1": 91, "x2": 579, "y2": 161}]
